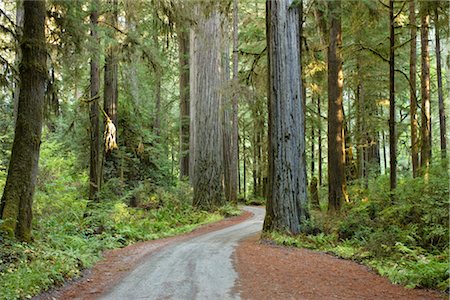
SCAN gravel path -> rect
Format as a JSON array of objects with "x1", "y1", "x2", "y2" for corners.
[
  {"x1": 99, "y1": 206, "x2": 264, "y2": 300},
  {"x1": 37, "y1": 206, "x2": 444, "y2": 300}
]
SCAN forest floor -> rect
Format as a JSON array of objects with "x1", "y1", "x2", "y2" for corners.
[
  {"x1": 35, "y1": 207, "x2": 445, "y2": 300},
  {"x1": 234, "y1": 235, "x2": 444, "y2": 299}
]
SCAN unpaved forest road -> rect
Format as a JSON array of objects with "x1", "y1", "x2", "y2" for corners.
[{"x1": 99, "y1": 206, "x2": 264, "y2": 300}]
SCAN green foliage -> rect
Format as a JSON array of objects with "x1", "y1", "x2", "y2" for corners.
[
  {"x1": 269, "y1": 164, "x2": 449, "y2": 291},
  {"x1": 0, "y1": 141, "x2": 230, "y2": 299}
]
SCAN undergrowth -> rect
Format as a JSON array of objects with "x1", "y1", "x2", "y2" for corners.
[
  {"x1": 268, "y1": 163, "x2": 449, "y2": 292},
  {"x1": 0, "y1": 141, "x2": 238, "y2": 300}
]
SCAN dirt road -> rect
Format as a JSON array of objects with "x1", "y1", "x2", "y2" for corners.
[{"x1": 99, "y1": 206, "x2": 264, "y2": 300}]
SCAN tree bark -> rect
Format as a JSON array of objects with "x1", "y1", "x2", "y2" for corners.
[
  {"x1": 190, "y1": 5, "x2": 224, "y2": 210},
  {"x1": 222, "y1": 22, "x2": 231, "y2": 202},
  {"x1": 434, "y1": 7, "x2": 447, "y2": 160},
  {"x1": 311, "y1": 97, "x2": 315, "y2": 178},
  {"x1": 178, "y1": 28, "x2": 190, "y2": 179},
  {"x1": 153, "y1": 30, "x2": 162, "y2": 137},
  {"x1": 389, "y1": 0, "x2": 397, "y2": 191},
  {"x1": 230, "y1": 0, "x2": 239, "y2": 204},
  {"x1": 420, "y1": 7, "x2": 431, "y2": 172},
  {"x1": 103, "y1": 0, "x2": 119, "y2": 180},
  {"x1": 89, "y1": 0, "x2": 100, "y2": 201},
  {"x1": 409, "y1": 0, "x2": 419, "y2": 177},
  {"x1": 0, "y1": 0, "x2": 47, "y2": 242},
  {"x1": 327, "y1": 0, "x2": 347, "y2": 212},
  {"x1": 13, "y1": 0, "x2": 24, "y2": 125},
  {"x1": 263, "y1": 0, "x2": 308, "y2": 234},
  {"x1": 317, "y1": 95, "x2": 323, "y2": 186}
]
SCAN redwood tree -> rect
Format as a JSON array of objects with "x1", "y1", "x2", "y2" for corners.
[
  {"x1": 0, "y1": 0, "x2": 47, "y2": 241},
  {"x1": 389, "y1": 0, "x2": 396, "y2": 190},
  {"x1": 420, "y1": 5, "x2": 431, "y2": 171},
  {"x1": 409, "y1": 0, "x2": 419, "y2": 177},
  {"x1": 190, "y1": 5, "x2": 224, "y2": 210},
  {"x1": 263, "y1": 0, "x2": 308, "y2": 234},
  {"x1": 327, "y1": 0, "x2": 347, "y2": 211},
  {"x1": 89, "y1": 0, "x2": 100, "y2": 200}
]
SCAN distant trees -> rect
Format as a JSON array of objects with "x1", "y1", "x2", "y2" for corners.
[
  {"x1": 0, "y1": 0, "x2": 47, "y2": 241},
  {"x1": 263, "y1": 0, "x2": 308, "y2": 234}
]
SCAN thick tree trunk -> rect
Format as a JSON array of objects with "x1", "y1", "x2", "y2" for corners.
[
  {"x1": 317, "y1": 95, "x2": 323, "y2": 186},
  {"x1": 327, "y1": 0, "x2": 347, "y2": 212},
  {"x1": 0, "y1": 0, "x2": 46, "y2": 242},
  {"x1": 89, "y1": 0, "x2": 100, "y2": 201},
  {"x1": 389, "y1": 0, "x2": 397, "y2": 191},
  {"x1": 263, "y1": 0, "x2": 308, "y2": 234},
  {"x1": 13, "y1": 0, "x2": 24, "y2": 125},
  {"x1": 103, "y1": 0, "x2": 119, "y2": 180},
  {"x1": 420, "y1": 8, "x2": 431, "y2": 172},
  {"x1": 190, "y1": 5, "x2": 224, "y2": 210},
  {"x1": 178, "y1": 29, "x2": 190, "y2": 179},
  {"x1": 434, "y1": 7, "x2": 447, "y2": 160},
  {"x1": 409, "y1": 0, "x2": 419, "y2": 177},
  {"x1": 230, "y1": 0, "x2": 239, "y2": 204}
]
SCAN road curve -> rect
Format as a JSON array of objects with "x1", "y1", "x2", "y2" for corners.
[{"x1": 99, "y1": 206, "x2": 265, "y2": 300}]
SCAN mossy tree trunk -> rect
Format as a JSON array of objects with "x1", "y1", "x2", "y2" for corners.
[
  {"x1": 89, "y1": 0, "x2": 100, "y2": 201},
  {"x1": 178, "y1": 28, "x2": 190, "y2": 180},
  {"x1": 103, "y1": 0, "x2": 119, "y2": 181},
  {"x1": 327, "y1": 0, "x2": 347, "y2": 212},
  {"x1": 0, "y1": 0, "x2": 47, "y2": 242},
  {"x1": 263, "y1": 0, "x2": 309, "y2": 235}
]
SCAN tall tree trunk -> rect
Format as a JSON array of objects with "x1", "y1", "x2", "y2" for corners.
[
  {"x1": 389, "y1": 0, "x2": 397, "y2": 191},
  {"x1": 103, "y1": 0, "x2": 119, "y2": 180},
  {"x1": 243, "y1": 126, "x2": 247, "y2": 200},
  {"x1": 222, "y1": 22, "x2": 231, "y2": 202},
  {"x1": 89, "y1": 0, "x2": 100, "y2": 201},
  {"x1": 409, "y1": 0, "x2": 419, "y2": 177},
  {"x1": 356, "y1": 57, "x2": 365, "y2": 180},
  {"x1": 434, "y1": 7, "x2": 447, "y2": 160},
  {"x1": 311, "y1": 97, "x2": 315, "y2": 178},
  {"x1": 327, "y1": 0, "x2": 347, "y2": 212},
  {"x1": 230, "y1": 0, "x2": 239, "y2": 204},
  {"x1": 382, "y1": 127, "x2": 387, "y2": 174},
  {"x1": 179, "y1": 28, "x2": 190, "y2": 179},
  {"x1": 153, "y1": 30, "x2": 162, "y2": 136},
  {"x1": 317, "y1": 95, "x2": 323, "y2": 186},
  {"x1": 263, "y1": 0, "x2": 308, "y2": 234},
  {"x1": 190, "y1": 5, "x2": 224, "y2": 210},
  {"x1": 0, "y1": 0, "x2": 46, "y2": 242},
  {"x1": 420, "y1": 7, "x2": 431, "y2": 172},
  {"x1": 13, "y1": 0, "x2": 24, "y2": 125}
]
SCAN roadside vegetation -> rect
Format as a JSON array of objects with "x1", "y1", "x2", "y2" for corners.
[
  {"x1": 268, "y1": 163, "x2": 449, "y2": 292},
  {"x1": 0, "y1": 140, "x2": 239, "y2": 300}
]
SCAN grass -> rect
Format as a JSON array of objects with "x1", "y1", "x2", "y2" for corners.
[
  {"x1": 0, "y1": 141, "x2": 240, "y2": 300},
  {"x1": 267, "y1": 163, "x2": 449, "y2": 292}
]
